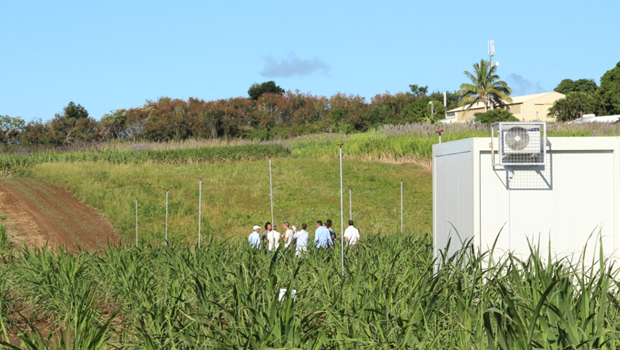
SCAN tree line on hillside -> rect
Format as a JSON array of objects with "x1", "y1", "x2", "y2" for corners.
[
  {"x1": 549, "y1": 61, "x2": 620, "y2": 121},
  {"x1": 0, "y1": 84, "x2": 461, "y2": 147},
  {"x1": 3, "y1": 59, "x2": 620, "y2": 148}
]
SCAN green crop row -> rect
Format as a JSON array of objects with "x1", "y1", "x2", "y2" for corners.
[
  {"x1": 4, "y1": 122, "x2": 620, "y2": 171},
  {"x1": 290, "y1": 123, "x2": 620, "y2": 161},
  {"x1": 0, "y1": 123, "x2": 620, "y2": 170},
  {"x1": 1, "y1": 233, "x2": 620, "y2": 349},
  {"x1": 0, "y1": 144, "x2": 290, "y2": 172}
]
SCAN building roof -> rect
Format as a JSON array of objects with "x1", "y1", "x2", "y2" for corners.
[
  {"x1": 568, "y1": 114, "x2": 620, "y2": 124},
  {"x1": 447, "y1": 91, "x2": 565, "y2": 112}
]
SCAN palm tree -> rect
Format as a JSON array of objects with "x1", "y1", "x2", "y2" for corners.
[{"x1": 458, "y1": 59, "x2": 513, "y2": 112}]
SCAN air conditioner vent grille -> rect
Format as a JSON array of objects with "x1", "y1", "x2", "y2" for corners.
[{"x1": 495, "y1": 122, "x2": 546, "y2": 166}]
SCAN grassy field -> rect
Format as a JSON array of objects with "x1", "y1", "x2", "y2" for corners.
[
  {"x1": 24, "y1": 121, "x2": 620, "y2": 244},
  {"x1": 31, "y1": 158, "x2": 431, "y2": 243},
  {"x1": 0, "y1": 144, "x2": 290, "y2": 172},
  {"x1": 5, "y1": 122, "x2": 620, "y2": 173},
  {"x1": 2, "y1": 233, "x2": 620, "y2": 349},
  {"x1": 3, "y1": 124, "x2": 620, "y2": 348}
]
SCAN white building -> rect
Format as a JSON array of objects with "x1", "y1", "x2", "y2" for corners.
[{"x1": 433, "y1": 132, "x2": 620, "y2": 266}]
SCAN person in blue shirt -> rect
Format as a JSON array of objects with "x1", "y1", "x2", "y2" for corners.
[
  {"x1": 314, "y1": 220, "x2": 333, "y2": 250},
  {"x1": 248, "y1": 225, "x2": 261, "y2": 249}
]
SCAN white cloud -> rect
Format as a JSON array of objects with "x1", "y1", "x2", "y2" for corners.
[{"x1": 260, "y1": 52, "x2": 330, "y2": 78}]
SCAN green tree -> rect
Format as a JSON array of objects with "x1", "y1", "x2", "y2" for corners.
[
  {"x1": 547, "y1": 92, "x2": 598, "y2": 121},
  {"x1": 99, "y1": 108, "x2": 128, "y2": 140},
  {"x1": 429, "y1": 90, "x2": 461, "y2": 111},
  {"x1": 408, "y1": 84, "x2": 428, "y2": 97},
  {"x1": 248, "y1": 81, "x2": 285, "y2": 100},
  {"x1": 554, "y1": 79, "x2": 598, "y2": 95},
  {"x1": 48, "y1": 102, "x2": 99, "y2": 145},
  {"x1": 0, "y1": 115, "x2": 25, "y2": 145},
  {"x1": 458, "y1": 59, "x2": 513, "y2": 112},
  {"x1": 401, "y1": 100, "x2": 435, "y2": 123},
  {"x1": 19, "y1": 119, "x2": 50, "y2": 146},
  {"x1": 475, "y1": 109, "x2": 518, "y2": 124},
  {"x1": 597, "y1": 61, "x2": 620, "y2": 115}
]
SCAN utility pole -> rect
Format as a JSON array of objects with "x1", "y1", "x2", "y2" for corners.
[{"x1": 444, "y1": 91, "x2": 448, "y2": 119}]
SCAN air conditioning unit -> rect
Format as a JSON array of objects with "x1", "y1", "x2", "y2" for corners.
[{"x1": 492, "y1": 122, "x2": 546, "y2": 166}]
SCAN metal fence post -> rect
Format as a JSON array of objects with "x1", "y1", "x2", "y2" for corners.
[
  {"x1": 339, "y1": 143, "x2": 344, "y2": 276},
  {"x1": 135, "y1": 197, "x2": 138, "y2": 248},
  {"x1": 269, "y1": 154, "x2": 274, "y2": 226},
  {"x1": 349, "y1": 187, "x2": 352, "y2": 220},
  {"x1": 165, "y1": 189, "x2": 169, "y2": 245},
  {"x1": 198, "y1": 177, "x2": 202, "y2": 249},
  {"x1": 400, "y1": 179, "x2": 403, "y2": 232}
]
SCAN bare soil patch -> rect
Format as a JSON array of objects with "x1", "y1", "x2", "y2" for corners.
[{"x1": 0, "y1": 178, "x2": 118, "y2": 250}]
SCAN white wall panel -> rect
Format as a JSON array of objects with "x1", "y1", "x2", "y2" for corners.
[{"x1": 434, "y1": 150, "x2": 473, "y2": 259}]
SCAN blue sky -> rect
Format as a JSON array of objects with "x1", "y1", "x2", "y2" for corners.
[{"x1": 1, "y1": 0, "x2": 619, "y2": 122}]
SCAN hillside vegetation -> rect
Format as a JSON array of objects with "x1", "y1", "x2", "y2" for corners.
[
  {"x1": 5, "y1": 122, "x2": 620, "y2": 243},
  {"x1": 5, "y1": 122, "x2": 620, "y2": 172},
  {"x1": 33, "y1": 158, "x2": 431, "y2": 243}
]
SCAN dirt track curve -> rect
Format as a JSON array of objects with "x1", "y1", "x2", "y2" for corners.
[{"x1": 0, "y1": 178, "x2": 119, "y2": 250}]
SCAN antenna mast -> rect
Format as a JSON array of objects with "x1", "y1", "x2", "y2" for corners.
[
  {"x1": 488, "y1": 40, "x2": 496, "y2": 110},
  {"x1": 488, "y1": 39, "x2": 495, "y2": 66}
]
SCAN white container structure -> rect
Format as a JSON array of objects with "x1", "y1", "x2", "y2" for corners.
[{"x1": 433, "y1": 135, "x2": 620, "y2": 266}]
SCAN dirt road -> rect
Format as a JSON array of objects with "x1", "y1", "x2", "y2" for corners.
[{"x1": 0, "y1": 178, "x2": 119, "y2": 250}]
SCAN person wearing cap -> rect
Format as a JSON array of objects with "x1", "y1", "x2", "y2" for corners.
[
  {"x1": 249, "y1": 225, "x2": 261, "y2": 249},
  {"x1": 282, "y1": 222, "x2": 295, "y2": 250}
]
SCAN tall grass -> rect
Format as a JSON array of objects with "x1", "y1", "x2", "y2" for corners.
[
  {"x1": 1, "y1": 233, "x2": 620, "y2": 348},
  {"x1": 0, "y1": 225, "x2": 9, "y2": 251},
  {"x1": 0, "y1": 144, "x2": 290, "y2": 172},
  {"x1": 4, "y1": 122, "x2": 620, "y2": 172},
  {"x1": 291, "y1": 122, "x2": 620, "y2": 164}
]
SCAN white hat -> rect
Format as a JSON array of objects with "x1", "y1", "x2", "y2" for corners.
[{"x1": 253, "y1": 225, "x2": 261, "y2": 230}]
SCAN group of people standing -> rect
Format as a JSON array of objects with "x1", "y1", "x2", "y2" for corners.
[{"x1": 248, "y1": 220, "x2": 361, "y2": 256}]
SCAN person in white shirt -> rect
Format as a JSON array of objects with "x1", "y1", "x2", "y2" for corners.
[
  {"x1": 344, "y1": 220, "x2": 361, "y2": 246},
  {"x1": 268, "y1": 224, "x2": 281, "y2": 251},
  {"x1": 248, "y1": 225, "x2": 261, "y2": 249},
  {"x1": 293, "y1": 223, "x2": 309, "y2": 257},
  {"x1": 282, "y1": 222, "x2": 295, "y2": 249}
]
